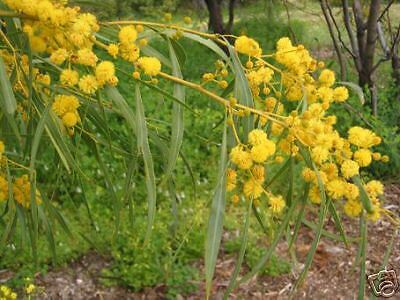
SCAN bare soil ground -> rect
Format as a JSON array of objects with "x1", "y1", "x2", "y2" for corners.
[{"x1": 34, "y1": 183, "x2": 400, "y2": 299}]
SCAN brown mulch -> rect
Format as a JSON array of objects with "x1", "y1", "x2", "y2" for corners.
[{"x1": 30, "y1": 184, "x2": 400, "y2": 299}]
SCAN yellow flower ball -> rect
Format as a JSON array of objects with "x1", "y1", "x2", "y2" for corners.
[
  {"x1": 137, "y1": 56, "x2": 162, "y2": 76},
  {"x1": 248, "y1": 129, "x2": 268, "y2": 146},
  {"x1": 230, "y1": 146, "x2": 253, "y2": 170},
  {"x1": 50, "y1": 48, "x2": 69, "y2": 65},
  {"x1": 119, "y1": 43, "x2": 140, "y2": 62},
  {"x1": 326, "y1": 179, "x2": 346, "y2": 200},
  {"x1": 79, "y1": 75, "x2": 98, "y2": 94},
  {"x1": 234, "y1": 36, "x2": 262, "y2": 57},
  {"x1": 60, "y1": 69, "x2": 79, "y2": 87},
  {"x1": 344, "y1": 200, "x2": 362, "y2": 218},
  {"x1": 95, "y1": 61, "x2": 115, "y2": 86},
  {"x1": 251, "y1": 165, "x2": 265, "y2": 182},
  {"x1": 341, "y1": 160, "x2": 359, "y2": 179},
  {"x1": 353, "y1": 149, "x2": 372, "y2": 167},
  {"x1": 333, "y1": 86, "x2": 349, "y2": 102},
  {"x1": 344, "y1": 183, "x2": 359, "y2": 200},
  {"x1": 118, "y1": 25, "x2": 137, "y2": 44},
  {"x1": 365, "y1": 180, "x2": 384, "y2": 197},
  {"x1": 231, "y1": 194, "x2": 240, "y2": 205},
  {"x1": 269, "y1": 195, "x2": 285, "y2": 214},
  {"x1": 348, "y1": 126, "x2": 381, "y2": 148},
  {"x1": 107, "y1": 44, "x2": 119, "y2": 58},
  {"x1": 250, "y1": 140, "x2": 276, "y2": 163},
  {"x1": 77, "y1": 48, "x2": 98, "y2": 67},
  {"x1": 318, "y1": 69, "x2": 335, "y2": 87},
  {"x1": 311, "y1": 146, "x2": 329, "y2": 165},
  {"x1": 183, "y1": 16, "x2": 192, "y2": 24},
  {"x1": 366, "y1": 205, "x2": 381, "y2": 222},
  {"x1": 243, "y1": 178, "x2": 263, "y2": 199},
  {"x1": 62, "y1": 112, "x2": 78, "y2": 128}
]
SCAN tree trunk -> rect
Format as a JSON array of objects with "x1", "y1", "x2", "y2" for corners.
[
  {"x1": 226, "y1": 0, "x2": 236, "y2": 34},
  {"x1": 392, "y1": 52, "x2": 400, "y2": 101},
  {"x1": 204, "y1": 0, "x2": 225, "y2": 34}
]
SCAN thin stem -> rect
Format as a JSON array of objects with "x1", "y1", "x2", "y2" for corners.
[
  {"x1": 158, "y1": 71, "x2": 287, "y2": 126},
  {"x1": 102, "y1": 20, "x2": 227, "y2": 45}
]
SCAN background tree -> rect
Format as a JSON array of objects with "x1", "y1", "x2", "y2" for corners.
[
  {"x1": 204, "y1": 0, "x2": 236, "y2": 34},
  {"x1": 319, "y1": 0, "x2": 400, "y2": 115}
]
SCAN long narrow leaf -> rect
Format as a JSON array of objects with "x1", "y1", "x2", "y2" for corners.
[
  {"x1": 205, "y1": 121, "x2": 228, "y2": 297},
  {"x1": 164, "y1": 39, "x2": 185, "y2": 181},
  {"x1": 135, "y1": 84, "x2": 157, "y2": 241},
  {"x1": 224, "y1": 197, "x2": 252, "y2": 298}
]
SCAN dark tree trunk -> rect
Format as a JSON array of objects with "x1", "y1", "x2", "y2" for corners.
[
  {"x1": 392, "y1": 53, "x2": 400, "y2": 101},
  {"x1": 226, "y1": 0, "x2": 236, "y2": 34},
  {"x1": 204, "y1": 0, "x2": 236, "y2": 35},
  {"x1": 204, "y1": 0, "x2": 225, "y2": 34}
]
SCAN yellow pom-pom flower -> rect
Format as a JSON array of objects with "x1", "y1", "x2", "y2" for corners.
[
  {"x1": 243, "y1": 178, "x2": 263, "y2": 199},
  {"x1": 234, "y1": 36, "x2": 262, "y2": 57},
  {"x1": 50, "y1": 48, "x2": 69, "y2": 65},
  {"x1": 333, "y1": 86, "x2": 349, "y2": 102},
  {"x1": 344, "y1": 200, "x2": 362, "y2": 218},
  {"x1": 95, "y1": 61, "x2": 115, "y2": 86},
  {"x1": 79, "y1": 75, "x2": 98, "y2": 94},
  {"x1": 248, "y1": 129, "x2": 268, "y2": 146},
  {"x1": 137, "y1": 57, "x2": 162, "y2": 76},
  {"x1": 326, "y1": 179, "x2": 346, "y2": 200},
  {"x1": 62, "y1": 112, "x2": 78, "y2": 128},
  {"x1": 107, "y1": 44, "x2": 119, "y2": 58},
  {"x1": 60, "y1": 69, "x2": 79, "y2": 87},
  {"x1": 341, "y1": 160, "x2": 359, "y2": 179},
  {"x1": 348, "y1": 126, "x2": 381, "y2": 148},
  {"x1": 318, "y1": 69, "x2": 335, "y2": 87},
  {"x1": 250, "y1": 141, "x2": 276, "y2": 163},
  {"x1": 268, "y1": 195, "x2": 285, "y2": 214},
  {"x1": 77, "y1": 48, "x2": 98, "y2": 67},
  {"x1": 365, "y1": 180, "x2": 384, "y2": 198},
  {"x1": 353, "y1": 149, "x2": 372, "y2": 167},
  {"x1": 118, "y1": 25, "x2": 137, "y2": 44},
  {"x1": 230, "y1": 146, "x2": 253, "y2": 170}
]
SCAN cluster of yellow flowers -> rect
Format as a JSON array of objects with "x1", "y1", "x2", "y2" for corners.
[
  {"x1": 51, "y1": 94, "x2": 81, "y2": 135},
  {"x1": 0, "y1": 142, "x2": 41, "y2": 208},
  {"x1": 0, "y1": 174, "x2": 42, "y2": 208},
  {"x1": 0, "y1": 285, "x2": 17, "y2": 300},
  {"x1": 202, "y1": 60, "x2": 230, "y2": 89},
  {"x1": 227, "y1": 129, "x2": 286, "y2": 215},
  {"x1": 1, "y1": 0, "x2": 162, "y2": 135},
  {"x1": 227, "y1": 35, "x2": 388, "y2": 222}
]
